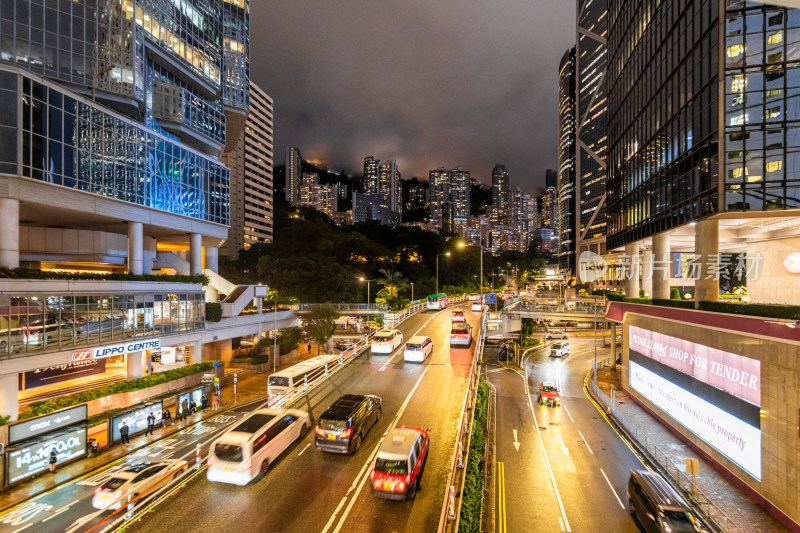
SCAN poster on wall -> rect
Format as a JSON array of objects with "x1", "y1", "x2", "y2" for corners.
[
  {"x1": 109, "y1": 401, "x2": 163, "y2": 443},
  {"x1": 21, "y1": 359, "x2": 108, "y2": 390},
  {"x1": 628, "y1": 325, "x2": 762, "y2": 480},
  {"x1": 7, "y1": 427, "x2": 87, "y2": 483}
]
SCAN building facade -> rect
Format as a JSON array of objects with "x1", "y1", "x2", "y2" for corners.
[
  {"x1": 378, "y1": 159, "x2": 401, "y2": 214},
  {"x1": 558, "y1": 47, "x2": 577, "y2": 273},
  {"x1": 221, "y1": 81, "x2": 273, "y2": 258},
  {"x1": 363, "y1": 156, "x2": 380, "y2": 197},
  {"x1": 450, "y1": 167, "x2": 471, "y2": 223},
  {"x1": 300, "y1": 173, "x2": 336, "y2": 216},
  {"x1": 429, "y1": 167, "x2": 451, "y2": 226},
  {"x1": 286, "y1": 147, "x2": 302, "y2": 206},
  {"x1": 575, "y1": 0, "x2": 609, "y2": 260},
  {"x1": 491, "y1": 164, "x2": 511, "y2": 225}
]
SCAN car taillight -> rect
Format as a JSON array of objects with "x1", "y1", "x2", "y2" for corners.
[
  {"x1": 315, "y1": 425, "x2": 325, "y2": 437},
  {"x1": 207, "y1": 455, "x2": 215, "y2": 466},
  {"x1": 395, "y1": 481, "x2": 406, "y2": 492},
  {"x1": 340, "y1": 427, "x2": 353, "y2": 439}
]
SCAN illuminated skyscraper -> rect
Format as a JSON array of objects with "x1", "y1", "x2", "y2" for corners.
[
  {"x1": 450, "y1": 167, "x2": 471, "y2": 222},
  {"x1": 286, "y1": 147, "x2": 303, "y2": 206},
  {"x1": 558, "y1": 47, "x2": 577, "y2": 273},
  {"x1": 378, "y1": 159, "x2": 401, "y2": 214},
  {"x1": 491, "y1": 164, "x2": 511, "y2": 225},
  {"x1": 429, "y1": 167, "x2": 451, "y2": 226},
  {"x1": 363, "y1": 156, "x2": 380, "y2": 197}
]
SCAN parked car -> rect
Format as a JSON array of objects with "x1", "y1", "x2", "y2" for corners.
[
  {"x1": 550, "y1": 342, "x2": 570, "y2": 358},
  {"x1": 537, "y1": 381, "x2": 561, "y2": 407},
  {"x1": 315, "y1": 394, "x2": 381, "y2": 454},
  {"x1": 545, "y1": 330, "x2": 568, "y2": 340},
  {"x1": 370, "y1": 426, "x2": 429, "y2": 501}
]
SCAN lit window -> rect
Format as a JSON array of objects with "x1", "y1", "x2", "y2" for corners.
[
  {"x1": 766, "y1": 106, "x2": 782, "y2": 119},
  {"x1": 727, "y1": 44, "x2": 745, "y2": 57},
  {"x1": 765, "y1": 89, "x2": 782, "y2": 98},
  {"x1": 768, "y1": 30, "x2": 783, "y2": 44},
  {"x1": 729, "y1": 113, "x2": 747, "y2": 126},
  {"x1": 731, "y1": 74, "x2": 746, "y2": 92},
  {"x1": 747, "y1": 174, "x2": 763, "y2": 183},
  {"x1": 730, "y1": 168, "x2": 744, "y2": 179},
  {"x1": 766, "y1": 160, "x2": 783, "y2": 172},
  {"x1": 732, "y1": 94, "x2": 744, "y2": 106}
]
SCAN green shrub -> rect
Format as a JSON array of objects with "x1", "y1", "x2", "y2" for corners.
[
  {"x1": 670, "y1": 287, "x2": 682, "y2": 300},
  {"x1": 205, "y1": 302, "x2": 222, "y2": 322},
  {"x1": 652, "y1": 298, "x2": 695, "y2": 309},
  {"x1": 231, "y1": 355, "x2": 270, "y2": 365},
  {"x1": 278, "y1": 327, "x2": 302, "y2": 354},
  {"x1": 606, "y1": 291, "x2": 624, "y2": 302},
  {"x1": 698, "y1": 301, "x2": 800, "y2": 320},
  {"x1": 18, "y1": 361, "x2": 219, "y2": 419},
  {"x1": 459, "y1": 379, "x2": 489, "y2": 533},
  {"x1": 0, "y1": 267, "x2": 206, "y2": 284}
]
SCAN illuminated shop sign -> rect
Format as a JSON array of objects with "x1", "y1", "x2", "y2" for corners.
[
  {"x1": 8, "y1": 405, "x2": 88, "y2": 445},
  {"x1": 76, "y1": 339, "x2": 161, "y2": 360},
  {"x1": 628, "y1": 325, "x2": 761, "y2": 480},
  {"x1": 110, "y1": 401, "x2": 163, "y2": 444},
  {"x1": 783, "y1": 252, "x2": 800, "y2": 274},
  {"x1": 7, "y1": 427, "x2": 86, "y2": 483}
]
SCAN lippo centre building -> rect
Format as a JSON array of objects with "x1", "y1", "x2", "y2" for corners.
[{"x1": 607, "y1": 301, "x2": 800, "y2": 529}]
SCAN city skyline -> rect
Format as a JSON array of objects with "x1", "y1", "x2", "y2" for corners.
[{"x1": 249, "y1": 1, "x2": 575, "y2": 192}]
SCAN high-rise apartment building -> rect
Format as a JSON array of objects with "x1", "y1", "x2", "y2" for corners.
[
  {"x1": 0, "y1": 0, "x2": 251, "y2": 418},
  {"x1": 540, "y1": 186, "x2": 559, "y2": 229},
  {"x1": 491, "y1": 164, "x2": 511, "y2": 225},
  {"x1": 378, "y1": 159, "x2": 401, "y2": 214},
  {"x1": 429, "y1": 167, "x2": 451, "y2": 226},
  {"x1": 407, "y1": 183, "x2": 428, "y2": 209},
  {"x1": 286, "y1": 147, "x2": 303, "y2": 206},
  {"x1": 558, "y1": 47, "x2": 577, "y2": 273},
  {"x1": 450, "y1": 167, "x2": 471, "y2": 222},
  {"x1": 300, "y1": 173, "x2": 336, "y2": 216},
  {"x1": 511, "y1": 187, "x2": 537, "y2": 251},
  {"x1": 363, "y1": 156, "x2": 380, "y2": 197},
  {"x1": 545, "y1": 168, "x2": 558, "y2": 189},
  {"x1": 575, "y1": 0, "x2": 609, "y2": 260},
  {"x1": 221, "y1": 81, "x2": 273, "y2": 258}
]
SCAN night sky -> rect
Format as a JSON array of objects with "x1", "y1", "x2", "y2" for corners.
[{"x1": 250, "y1": 1, "x2": 575, "y2": 193}]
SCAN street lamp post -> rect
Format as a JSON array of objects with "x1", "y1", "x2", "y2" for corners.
[
  {"x1": 410, "y1": 282, "x2": 414, "y2": 302},
  {"x1": 359, "y1": 277, "x2": 376, "y2": 303},
  {"x1": 436, "y1": 252, "x2": 451, "y2": 294}
]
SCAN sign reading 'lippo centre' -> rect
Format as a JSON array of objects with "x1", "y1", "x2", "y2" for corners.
[{"x1": 73, "y1": 339, "x2": 161, "y2": 360}]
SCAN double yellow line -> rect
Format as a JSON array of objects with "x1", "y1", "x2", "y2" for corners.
[{"x1": 498, "y1": 461, "x2": 507, "y2": 533}]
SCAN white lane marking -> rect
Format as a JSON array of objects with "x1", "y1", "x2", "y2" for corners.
[
  {"x1": 600, "y1": 468, "x2": 626, "y2": 509},
  {"x1": 297, "y1": 443, "x2": 311, "y2": 456},
  {"x1": 558, "y1": 517, "x2": 566, "y2": 531},
  {"x1": 513, "y1": 429, "x2": 520, "y2": 452},
  {"x1": 12, "y1": 525, "x2": 32, "y2": 532},
  {"x1": 322, "y1": 365, "x2": 431, "y2": 533},
  {"x1": 563, "y1": 404, "x2": 575, "y2": 423},
  {"x1": 40, "y1": 500, "x2": 79, "y2": 522},
  {"x1": 523, "y1": 360, "x2": 572, "y2": 532},
  {"x1": 557, "y1": 434, "x2": 570, "y2": 458},
  {"x1": 578, "y1": 431, "x2": 594, "y2": 455},
  {"x1": 378, "y1": 312, "x2": 441, "y2": 371}
]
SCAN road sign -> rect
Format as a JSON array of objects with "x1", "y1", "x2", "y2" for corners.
[{"x1": 484, "y1": 293, "x2": 497, "y2": 305}]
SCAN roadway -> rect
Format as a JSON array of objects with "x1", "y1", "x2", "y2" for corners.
[
  {"x1": 0, "y1": 304, "x2": 479, "y2": 533},
  {"x1": 488, "y1": 335, "x2": 644, "y2": 533}
]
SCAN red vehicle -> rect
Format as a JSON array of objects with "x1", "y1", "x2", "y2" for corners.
[
  {"x1": 370, "y1": 426, "x2": 429, "y2": 501},
  {"x1": 537, "y1": 381, "x2": 561, "y2": 407}
]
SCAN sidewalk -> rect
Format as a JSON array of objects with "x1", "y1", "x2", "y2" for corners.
[
  {"x1": 0, "y1": 365, "x2": 284, "y2": 513},
  {"x1": 592, "y1": 366, "x2": 788, "y2": 533}
]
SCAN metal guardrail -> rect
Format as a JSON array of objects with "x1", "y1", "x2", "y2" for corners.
[
  {"x1": 588, "y1": 369, "x2": 745, "y2": 533},
  {"x1": 438, "y1": 307, "x2": 487, "y2": 532},
  {"x1": 97, "y1": 302, "x2": 434, "y2": 532}
]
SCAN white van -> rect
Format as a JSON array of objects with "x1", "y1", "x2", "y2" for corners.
[
  {"x1": 371, "y1": 329, "x2": 404, "y2": 354},
  {"x1": 207, "y1": 408, "x2": 309, "y2": 485},
  {"x1": 403, "y1": 336, "x2": 433, "y2": 362}
]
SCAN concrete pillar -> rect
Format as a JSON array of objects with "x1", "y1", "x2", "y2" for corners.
[
  {"x1": 695, "y1": 219, "x2": 719, "y2": 308},
  {"x1": 193, "y1": 341, "x2": 202, "y2": 365},
  {"x1": 652, "y1": 232, "x2": 671, "y2": 300},
  {"x1": 624, "y1": 242, "x2": 640, "y2": 297},
  {"x1": 190, "y1": 233, "x2": 202, "y2": 275},
  {"x1": 641, "y1": 249, "x2": 653, "y2": 297},
  {"x1": 0, "y1": 198, "x2": 20, "y2": 269},
  {"x1": 205, "y1": 285, "x2": 219, "y2": 303},
  {"x1": 126, "y1": 351, "x2": 145, "y2": 379},
  {"x1": 127, "y1": 221, "x2": 144, "y2": 275},
  {"x1": 0, "y1": 373, "x2": 19, "y2": 421},
  {"x1": 205, "y1": 246, "x2": 218, "y2": 273}
]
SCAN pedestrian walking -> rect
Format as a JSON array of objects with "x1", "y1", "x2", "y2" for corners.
[
  {"x1": 49, "y1": 448, "x2": 58, "y2": 473},
  {"x1": 201, "y1": 393, "x2": 208, "y2": 410},
  {"x1": 87, "y1": 438, "x2": 97, "y2": 457},
  {"x1": 180, "y1": 399, "x2": 189, "y2": 421},
  {"x1": 91, "y1": 438, "x2": 100, "y2": 456},
  {"x1": 120, "y1": 421, "x2": 130, "y2": 445},
  {"x1": 162, "y1": 409, "x2": 171, "y2": 427},
  {"x1": 145, "y1": 412, "x2": 155, "y2": 436},
  {"x1": 212, "y1": 393, "x2": 219, "y2": 411}
]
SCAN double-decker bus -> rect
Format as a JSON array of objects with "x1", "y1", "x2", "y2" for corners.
[{"x1": 426, "y1": 293, "x2": 448, "y2": 310}]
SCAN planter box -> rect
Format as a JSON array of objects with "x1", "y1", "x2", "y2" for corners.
[
  {"x1": 84, "y1": 365, "x2": 223, "y2": 417},
  {"x1": 229, "y1": 361, "x2": 271, "y2": 373}
]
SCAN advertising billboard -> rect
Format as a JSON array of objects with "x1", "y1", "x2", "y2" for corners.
[
  {"x1": 628, "y1": 325, "x2": 762, "y2": 480},
  {"x1": 89, "y1": 339, "x2": 161, "y2": 360},
  {"x1": 7, "y1": 427, "x2": 86, "y2": 483},
  {"x1": 22, "y1": 359, "x2": 107, "y2": 389},
  {"x1": 9, "y1": 405, "x2": 88, "y2": 445},
  {"x1": 109, "y1": 401, "x2": 163, "y2": 443},
  {"x1": 176, "y1": 387, "x2": 205, "y2": 417}
]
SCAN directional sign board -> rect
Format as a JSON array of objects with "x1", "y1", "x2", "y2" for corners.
[{"x1": 484, "y1": 293, "x2": 497, "y2": 305}]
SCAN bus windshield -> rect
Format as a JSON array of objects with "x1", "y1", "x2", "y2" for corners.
[{"x1": 268, "y1": 376, "x2": 290, "y2": 388}]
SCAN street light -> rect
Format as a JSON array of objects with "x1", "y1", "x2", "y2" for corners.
[
  {"x1": 436, "y1": 252, "x2": 451, "y2": 294},
  {"x1": 359, "y1": 277, "x2": 376, "y2": 303},
  {"x1": 410, "y1": 282, "x2": 415, "y2": 302}
]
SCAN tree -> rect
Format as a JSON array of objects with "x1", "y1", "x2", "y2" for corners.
[
  {"x1": 303, "y1": 305, "x2": 340, "y2": 354},
  {"x1": 377, "y1": 268, "x2": 408, "y2": 298}
]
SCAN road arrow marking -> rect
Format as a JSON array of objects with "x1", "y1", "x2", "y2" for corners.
[
  {"x1": 557, "y1": 434, "x2": 570, "y2": 458},
  {"x1": 513, "y1": 429, "x2": 520, "y2": 452}
]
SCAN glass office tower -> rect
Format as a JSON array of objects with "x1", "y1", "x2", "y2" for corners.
[{"x1": 558, "y1": 47, "x2": 577, "y2": 273}]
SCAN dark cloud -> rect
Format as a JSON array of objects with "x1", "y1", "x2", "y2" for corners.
[{"x1": 250, "y1": 0, "x2": 575, "y2": 192}]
